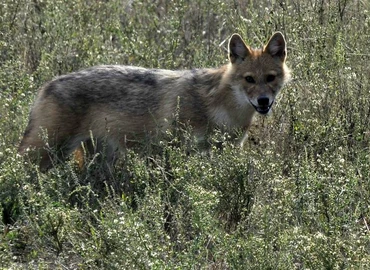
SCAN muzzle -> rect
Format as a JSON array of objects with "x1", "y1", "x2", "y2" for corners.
[{"x1": 251, "y1": 96, "x2": 274, "y2": 115}]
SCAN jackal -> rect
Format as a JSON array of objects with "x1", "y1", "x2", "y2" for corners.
[{"x1": 19, "y1": 32, "x2": 290, "y2": 171}]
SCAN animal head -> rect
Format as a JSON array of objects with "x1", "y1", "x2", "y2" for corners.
[{"x1": 228, "y1": 32, "x2": 290, "y2": 114}]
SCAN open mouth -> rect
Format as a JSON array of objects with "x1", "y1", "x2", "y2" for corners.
[{"x1": 251, "y1": 101, "x2": 274, "y2": 115}]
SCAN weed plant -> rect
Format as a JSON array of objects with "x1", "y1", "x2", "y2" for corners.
[{"x1": 1, "y1": 0, "x2": 369, "y2": 268}]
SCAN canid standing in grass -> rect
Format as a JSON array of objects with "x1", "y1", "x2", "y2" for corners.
[{"x1": 19, "y1": 32, "x2": 290, "y2": 171}]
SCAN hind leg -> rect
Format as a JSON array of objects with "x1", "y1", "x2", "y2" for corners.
[
  {"x1": 19, "y1": 145, "x2": 54, "y2": 173},
  {"x1": 74, "y1": 137, "x2": 119, "y2": 171},
  {"x1": 20, "y1": 136, "x2": 77, "y2": 172},
  {"x1": 19, "y1": 125, "x2": 54, "y2": 172},
  {"x1": 19, "y1": 121, "x2": 88, "y2": 172}
]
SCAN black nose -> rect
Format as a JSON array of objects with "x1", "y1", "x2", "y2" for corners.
[{"x1": 257, "y1": 96, "x2": 270, "y2": 106}]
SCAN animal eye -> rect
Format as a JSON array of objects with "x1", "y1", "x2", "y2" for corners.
[
  {"x1": 245, "y1": 76, "x2": 255, "y2": 83},
  {"x1": 266, "y1": 74, "x2": 276, "y2": 82}
]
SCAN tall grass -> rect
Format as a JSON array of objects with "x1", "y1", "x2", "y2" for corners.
[{"x1": 1, "y1": 0, "x2": 369, "y2": 268}]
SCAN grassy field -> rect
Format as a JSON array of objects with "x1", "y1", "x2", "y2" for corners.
[{"x1": 1, "y1": 0, "x2": 370, "y2": 269}]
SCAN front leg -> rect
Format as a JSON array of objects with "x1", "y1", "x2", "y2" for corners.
[{"x1": 239, "y1": 130, "x2": 249, "y2": 148}]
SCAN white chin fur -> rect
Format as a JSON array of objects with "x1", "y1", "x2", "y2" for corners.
[{"x1": 231, "y1": 85, "x2": 251, "y2": 108}]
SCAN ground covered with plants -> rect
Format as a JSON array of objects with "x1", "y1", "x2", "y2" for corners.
[{"x1": 1, "y1": 0, "x2": 369, "y2": 269}]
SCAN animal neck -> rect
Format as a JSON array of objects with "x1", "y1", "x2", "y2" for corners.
[{"x1": 205, "y1": 65, "x2": 256, "y2": 130}]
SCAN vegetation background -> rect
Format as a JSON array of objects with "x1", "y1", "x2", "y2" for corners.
[{"x1": 1, "y1": 0, "x2": 369, "y2": 268}]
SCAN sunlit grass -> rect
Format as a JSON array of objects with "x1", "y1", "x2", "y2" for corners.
[{"x1": 1, "y1": 0, "x2": 369, "y2": 268}]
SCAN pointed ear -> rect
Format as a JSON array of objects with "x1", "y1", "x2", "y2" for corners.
[
  {"x1": 229, "y1": 34, "x2": 250, "y2": 64},
  {"x1": 264, "y1": 32, "x2": 287, "y2": 61}
]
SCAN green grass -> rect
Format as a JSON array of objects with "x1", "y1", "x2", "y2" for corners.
[{"x1": 1, "y1": 0, "x2": 370, "y2": 269}]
